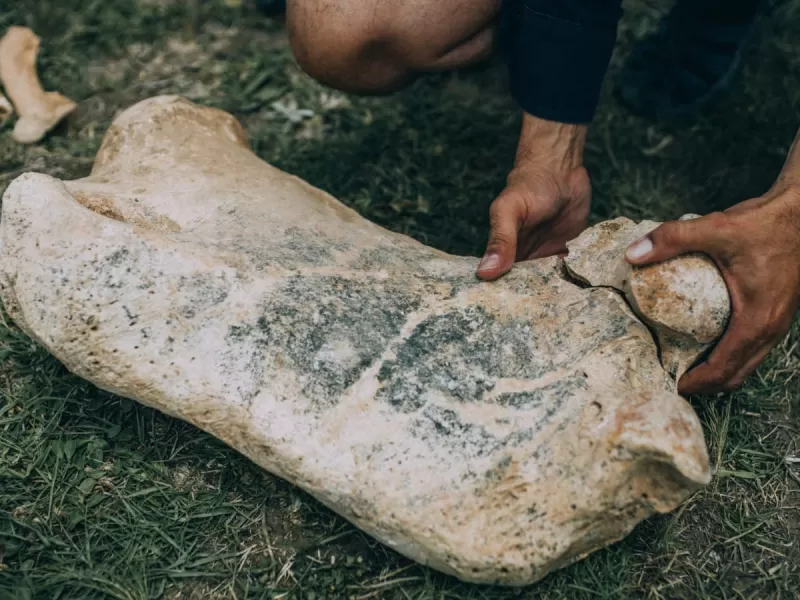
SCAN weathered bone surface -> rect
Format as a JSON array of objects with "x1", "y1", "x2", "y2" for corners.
[
  {"x1": 0, "y1": 26, "x2": 76, "y2": 144},
  {"x1": 0, "y1": 96, "x2": 729, "y2": 586}
]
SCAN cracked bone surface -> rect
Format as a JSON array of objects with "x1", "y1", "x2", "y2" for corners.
[
  {"x1": 0, "y1": 96, "x2": 729, "y2": 586},
  {"x1": 565, "y1": 217, "x2": 730, "y2": 378}
]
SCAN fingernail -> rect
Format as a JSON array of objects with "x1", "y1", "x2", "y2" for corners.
[
  {"x1": 625, "y1": 237, "x2": 653, "y2": 260},
  {"x1": 478, "y1": 253, "x2": 500, "y2": 272}
]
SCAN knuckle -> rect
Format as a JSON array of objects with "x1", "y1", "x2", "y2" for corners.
[
  {"x1": 721, "y1": 362, "x2": 739, "y2": 380},
  {"x1": 707, "y1": 212, "x2": 737, "y2": 255},
  {"x1": 762, "y1": 324, "x2": 783, "y2": 341},
  {"x1": 707, "y1": 375, "x2": 728, "y2": 391},
  {"x1": 704, "y1": 361, "x2": 736, "y2": 387},
  {"x1": 748, "y1": 316, "x2": 784, "y2": 344},
  {"x1": 489, "y1": 194, "x2": 512, "y2": 215},
  {"x1": 488, "y1": 230, "x2": 514, "y2": 248},
  {"x1": 723, "y1": 377, "x2": 746, "y2": 392},
  {"x1": 490, "y1": 196, "x2": 524, "y2": 228},
  {"x1": 705, "y1": 210, "x2": 732, "y2": 230},
  {"x1": 767, "y1": 315, "x2": 793, "y2": 339},
  {"x1": 653, "y1": 222, "x2": 684, "y2": 247},
  {"x1": 652, "y1": 211, "x2": 731, "y2": 254}
]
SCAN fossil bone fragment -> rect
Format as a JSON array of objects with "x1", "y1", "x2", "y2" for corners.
[
  {"x1": 0, "y1": 26, "x2": 76, "y2": 144},
  {"x1": 565, "y1": 216, "x2": 730, "y2": 378},
  {"x1": 0, "y1": 96, "x2": 730, "y2": 586}
]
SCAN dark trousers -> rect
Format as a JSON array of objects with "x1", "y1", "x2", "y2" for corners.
[{"x1": 674, "y1": 0, "x2": 763, "y2": 26}]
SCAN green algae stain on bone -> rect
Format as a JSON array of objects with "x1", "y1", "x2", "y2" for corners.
[{"x1": 220, "y1": 275, "x2": 422, "y2": 406}]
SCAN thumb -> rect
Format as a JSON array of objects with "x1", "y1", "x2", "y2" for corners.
[
  {"x1": 624, "y1": 214, "x2": 725, "y2": 266},
  {"x1": 477, "y1": 195, "x2": 520, "y2": 281}
]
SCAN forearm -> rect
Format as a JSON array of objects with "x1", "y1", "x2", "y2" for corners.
[{"x1": 513, "y1": 113, "x2": 587, "y2": 174}]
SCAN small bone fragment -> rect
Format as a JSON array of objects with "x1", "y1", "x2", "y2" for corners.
[
  {"x1": 0, "y1": 96, "x2": 728, "y2": 586},
  {"x1": 0, "y1": 90, "x2": 12, "y2": 125},
  {"x1": 0, "y1": 26, "x2": 76, "y2": 143},
  {"x1": 564, "y1": 216, "x2": 730, "y2": 378}
]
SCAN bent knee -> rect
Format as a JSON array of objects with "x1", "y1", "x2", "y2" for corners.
[{"x1": 286, "y1": 2, "x2": 419, "y2": 94}]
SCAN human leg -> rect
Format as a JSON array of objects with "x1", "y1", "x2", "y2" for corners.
[{"x1": 286, "y1": 0, "x2": 501, "y2": 94}]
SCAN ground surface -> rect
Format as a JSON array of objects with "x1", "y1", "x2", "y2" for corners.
[{"x1": 0, "y1": 1, "x2": 799, "y2": 598}]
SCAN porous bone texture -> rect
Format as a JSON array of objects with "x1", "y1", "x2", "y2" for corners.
[{"x1": 0, "y1": 96, "x2": 726, "y2": 586}]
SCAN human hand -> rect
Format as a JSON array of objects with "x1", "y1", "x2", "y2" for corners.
[
  {"x1": 625, "y1": 181, "x2": 800, "y2": 395},
  {"x1": 476, "y1": 114, "x2": 591, "y2": 280}
]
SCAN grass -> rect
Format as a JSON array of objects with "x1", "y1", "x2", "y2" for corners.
[{"x1": 0, "y1": 0, "x2": 799, "y2": 598}]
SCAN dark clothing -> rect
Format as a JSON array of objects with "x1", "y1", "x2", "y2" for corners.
[{"x1": 502, "y1": 0, "x2": 762, "y2": 124}]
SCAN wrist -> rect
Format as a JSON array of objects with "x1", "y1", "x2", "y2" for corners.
[
  {"x1": 771, "y1": 173, "x2": 800, "y2": 205},
  {"x1": 785, "y1": 178, "x2": 800, "y2": 201},
  {"x1": 775, "y1": 128, "x2": 800, "y2": 198},
  {"x1": 514, "y1": 113, "x2": 587, "y2": 173}
]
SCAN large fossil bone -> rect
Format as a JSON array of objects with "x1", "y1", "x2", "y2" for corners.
[{"x1": 0, "y1": 96, "x2": 730, "y2": 586}]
